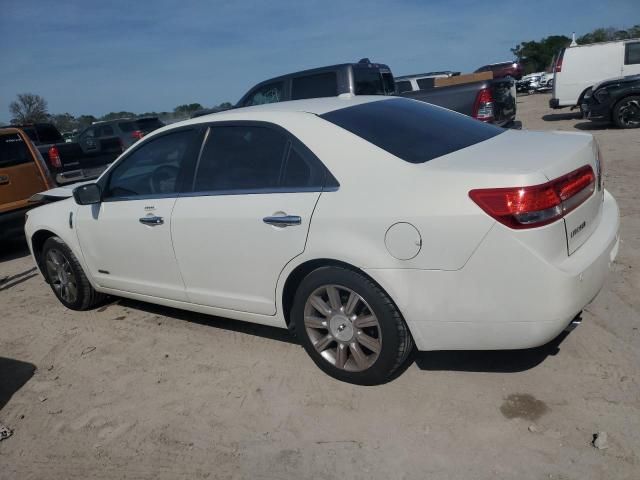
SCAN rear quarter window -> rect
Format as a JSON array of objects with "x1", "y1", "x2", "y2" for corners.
[
  {"x1": 320, "y1": 98, "x2": 504, "y2": 164},
  {"x1": 0, "y1": 133, "x2": 32, "y2": 168},
  {"x1": 395, "y1": 80, "x2": 413, "y2": 93},
  {"x1": 35, "y1": 125, "x2": 62, "y2": 143}
]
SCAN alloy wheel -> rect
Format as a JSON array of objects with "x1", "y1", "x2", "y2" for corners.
[
  {"x1": 45, "y1": 248, "x2": 78, "y2": 303},
  {"x1": 618, "y1": 98, "x2": 640, "y2": 127},
  {"x1": 303, "y1": 284, "x2": 382, "y2": 372}
]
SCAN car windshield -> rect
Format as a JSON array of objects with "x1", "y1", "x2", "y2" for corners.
[{"x1": 320, "y1": 98, "x2": 504, "y2": 164}]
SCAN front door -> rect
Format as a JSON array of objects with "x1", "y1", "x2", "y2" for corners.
[
  {"x1": 76, "y1": 128, "x2": 202, "y2": 301},
  {"x1": 172, "y1": 123, "x2": 328, "y2": 315}
]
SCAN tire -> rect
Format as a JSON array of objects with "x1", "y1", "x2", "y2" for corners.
[
  {"x1": 612, "y1": 95, "x2": 640, "y2": 129},
  {"x1": 290, "y1": 266, "x2": 414, "y2": 385},
  {"x1": 42, "y1": 236, "x2": 106, "y2": 310}
]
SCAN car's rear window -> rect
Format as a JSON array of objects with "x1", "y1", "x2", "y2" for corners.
[
  {"x1": 135, "y1": 118, "x2": 164, "y2": 131},
  {"x1": 0, "y1": 133, "x2": 32, "y2": 168},
  {"x1": 35, "y1": 125, "x2": 63, "y2": 143},
  {"x1": 320, "y1": 98, "x2": 504, "y2": 164}
]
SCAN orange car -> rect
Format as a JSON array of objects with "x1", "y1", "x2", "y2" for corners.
[{"x1": 0, "y1": 127, "x2": 56, "y2": 241}]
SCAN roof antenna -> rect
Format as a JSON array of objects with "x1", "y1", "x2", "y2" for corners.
[{"x1": 570, "y1": 32, "x2": 578, "y2": 47}]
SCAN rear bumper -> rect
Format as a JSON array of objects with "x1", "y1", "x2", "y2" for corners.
[{"x1": 366, "y1": 190, "x2": 620, "y2": 351}]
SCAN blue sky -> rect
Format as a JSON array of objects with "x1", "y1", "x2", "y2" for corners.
[{"x1": 1, "y1": 0, "x2": 638, "y2": 120}]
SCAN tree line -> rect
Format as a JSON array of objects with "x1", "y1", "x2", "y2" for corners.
[
  {"x1": 6, "y1": 94, "x2": 233, "y2": 132},
  {"x1": 512, "y1": 24, "x2": 640, "y2": 74}
]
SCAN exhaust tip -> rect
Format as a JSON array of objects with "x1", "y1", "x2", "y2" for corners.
[{"x1": 564, "y1": 313, "x2": 582, "y2": 332}]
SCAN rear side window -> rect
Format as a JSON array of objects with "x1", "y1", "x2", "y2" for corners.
[
  {"x1": 320, "y1": 98, "x2": 504, "y2": 164},
  {"x1": 35, "y1": 125, "x2": 62, "y2": 143},
  {"x1": 416, "y1": 78, "x2": 435, "y2": 90},
  {"x1": 96, "y1": 125, "x2": 114, "y2": 136},
  {"x1": 0, "y1": 133, "x2": 31, "y2": 168},
  {"x1": 118, "y1": 121, "x2": 135, "y2": 132},
  {"x1": 353, "y1": 68, "x2": 386, "y2": 95},
  {"x1": 291, "y1": 72, "x2": 338, "y2": 100},
  {"x1": 135, "y1": 118, "x2": 164, "y2": 131},
  {"x1": 625, "y1": 42, "x2": 640, "y2": 65},
  {"x1": 395, "y1": 80, "x2": 412, "y2": 93},
  {"x1": 193, "y1": 125, "x2": 325, "y2": 193},
  {"x1": 244, "y1": 82, "x2": 284, "y2": 106}
]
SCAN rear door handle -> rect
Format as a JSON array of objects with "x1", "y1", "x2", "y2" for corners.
[
  {"x1": 263, "y1": 215, "x2": 302, "y2": 227},
  {"x1": 139, "y1": 216, "x2": 164, "y2": 226}
]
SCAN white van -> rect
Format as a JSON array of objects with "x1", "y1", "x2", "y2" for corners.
[{"x1": 550, "y1": 39, "x2": 640, "y2": 109}]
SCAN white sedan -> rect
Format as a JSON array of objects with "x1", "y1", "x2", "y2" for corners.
[{"x1": 25, "y1": 96, "x2": 620, "y2": 385}]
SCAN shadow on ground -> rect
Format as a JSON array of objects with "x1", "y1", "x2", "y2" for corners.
[
  {"x1": 117, "y1": 298, "x2": 297, "y2": 345},
  {"x1": 0, "y1": 357, "x2": 36, "y2": 411},
  {"x1": 573, "y1": 121, "x2": 614, "y2": 131},
  {"x1": 414, "y1": 331, "x2": 569, "y2": 373},
  {"x1": 116, "y1": 298, "x2": 570, "y2": 375},
  {"x1": 542, "y1": 112, "x2": 583, "y2": 122}
]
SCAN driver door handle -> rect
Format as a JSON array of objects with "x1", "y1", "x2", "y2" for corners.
[
  {"x1": 139, "y1": 215, "x2": 164, "y2": 226},
  {"x1": 263, "y1": 215, "x2": 302, "y2": 227}
]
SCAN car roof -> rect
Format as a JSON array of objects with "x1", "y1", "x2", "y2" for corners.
[{"x1": 173, "y1": 95, "x2": 394, "y2": 127}]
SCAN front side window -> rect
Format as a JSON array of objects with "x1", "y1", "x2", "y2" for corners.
[
  {"x1": 104, "y1": 129, "x2": 198, "y2": 199},
  {"x1": 193, "y1": 125, "x2": 325, "y2": 193},
  {"x1": 244, "y1": 82, "x2": 284, "y2": 106},
  {"x1": 625, "y1": 42, "x2": 640, "y2": 65},
  {"x1": 321, "y1": 98, "x2": 504, "y2": 164},
  {"x1": 291, "y1": 72, "x2": 338, "y2": 100},
  {"x1": 0, "y1": 133, "x2": 31, "y2": 168}
]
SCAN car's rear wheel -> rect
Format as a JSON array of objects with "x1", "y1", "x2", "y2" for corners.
[
  {"x1": 291, "y1": 266, "x2": 414, "y2": 385},
  {"x1": 42, "y1": 236, "x2": 105, "y2": 310},
  {"x1": 612, "y1": 95, "x2": 640, "y2": 129}
]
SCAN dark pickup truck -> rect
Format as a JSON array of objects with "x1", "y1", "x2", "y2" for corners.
[
  {"x1": 13, "y1": 123, "x2": 122, "y2": 185},
  {"x1": 236, "y1": 59, "x2": 518, "y2": 127}
]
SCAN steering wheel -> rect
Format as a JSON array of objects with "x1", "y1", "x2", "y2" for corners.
[{"x1": 149, "y1": 165, "x2": 179, "y2": 194}]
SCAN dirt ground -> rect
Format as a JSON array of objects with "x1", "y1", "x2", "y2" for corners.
[{"x1": 1, "y1": 93, "x2": 639, "y2": 480}]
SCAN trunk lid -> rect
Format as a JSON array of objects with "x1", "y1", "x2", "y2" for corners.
[{"x1": 429, "y1": 129, "x2": 603, "y2": 257}]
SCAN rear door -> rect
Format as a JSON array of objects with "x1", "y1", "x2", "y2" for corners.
[
  {"x1": 171, "y1": 122, "x2": 326, "y2": 315},
  {"x1": 622, "y1": 41, "x2": 640, "y2": 76},
  {"x1": 0, "y1": 131, "x2": 47, "y2": 213}
]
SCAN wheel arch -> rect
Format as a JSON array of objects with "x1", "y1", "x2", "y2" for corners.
[
  {"x1": 31, "y1": 229, "x2": 58, "y2": 278},
  {"x1": 280, "y1": 258, "x2": 403, "y2": 328}
]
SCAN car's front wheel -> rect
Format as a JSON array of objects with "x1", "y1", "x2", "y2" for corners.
[
  {"x1": 612, "y1": 95, "x2": 640, "y2": 129},
  {"x1": 291, "y1": 266, "x2": 414, "y2": 385},
  {"x1": 42, "y1": 236, "x2": 105, "y2": 310}
]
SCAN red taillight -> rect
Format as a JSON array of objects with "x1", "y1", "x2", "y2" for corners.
[
  {"x1": 469, "y1": 165, "x2": 596, "y2": 229},
  {"x1": 48, "y1": 146, "x2": 62, "y2": 168},
  {"x1": 131, "y1": 130, "x2": 144, "y2": 140},
  {"x1": 472, "y1": 87, "x2": 494, "y2": 122},
  {"x1": 555, "y1": 49, "x2": 565, "y2": 73}
]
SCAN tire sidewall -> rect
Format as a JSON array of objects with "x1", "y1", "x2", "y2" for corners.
[
  {"x1": 42, "y1": 237, "x2": 90, "y2": 310},
  {"x1": 291, "y1": 266, "x2": 404, "y2": 385}
]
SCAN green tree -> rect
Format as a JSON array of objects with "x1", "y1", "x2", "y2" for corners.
[
  {"x1": 511, "y1": 35, "x2": 571, "y2": 73},
  {"x1": 173, "y1": 103, "x2": 204, "y2": 118},
  {"x1": 50, "y1": 113, "x2": 77, "y2": 133},
  {"x1": 76, "y1": 115, "x2": 97, "y2": 130},
  {"x1": 100, "y1": 111, "x2": 136, "y2": 121},
  {"x1": 9, "y1": 93, "x2": 49, "y2": 124}
]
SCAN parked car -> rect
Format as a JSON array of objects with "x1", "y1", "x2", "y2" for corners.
[
  {"x1": 14, "y1": 123, "x2": 122, "y2": 185},
  {"x1": 516, "y1": 73, "x2": 543, "y2": 94},
  {"x1": 475, "y1": 61, "x2": 524, "y2": 80},
  {"x1": 238, "y1": 59, "x2": 517, "y2": 127},
  {"x1": 76, "y1": 116, "x2": 165, "y2": 151},
  {"x1": 550, "y1": 39, "x2": 640, "y2": 110},
  {"x1": 25, "y1": 96, "x2": 618, "y2": 385},
  {"x1": 0, "y1": 127, "x2": 56, "y2": 241},
  {"x1": 582, "y1": 74, "x2": 640, "y2": 128}
]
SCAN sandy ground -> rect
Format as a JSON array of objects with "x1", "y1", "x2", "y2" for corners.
[{"x1": 1, "y1": 93, "x2": 639, "y2": 480}]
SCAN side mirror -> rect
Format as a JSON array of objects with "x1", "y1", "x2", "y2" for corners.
[{"x1": 73, "y1": 183, "x2": 102, "y2": 205}]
